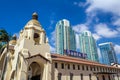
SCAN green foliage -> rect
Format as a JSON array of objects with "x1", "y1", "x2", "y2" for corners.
[
  {"x1": 0, "y1": 29, "x2": 9, "y2": 42},
  {"x1": 0, "y1": 29, "x2": 11, "y2": 54},
  {"x1": 0, "y1": 43, "x2": 7, "y2": 54}
]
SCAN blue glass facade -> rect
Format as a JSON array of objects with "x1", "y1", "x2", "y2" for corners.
[
  {"x1": 99, "y1": 42, "x2": 118, "y2": 65},
  {"x1": 79, "y1": 31, "x2": 99, "y2": 62},
  {"x1": 56, "y1": 19, "x2": 76, "y2": 55}
]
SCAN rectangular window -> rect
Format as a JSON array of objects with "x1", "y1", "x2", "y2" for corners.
[
  {"x1": 61, "y1": 63, "x2": 64, "y2": 69},
  {"x1": 80, "y1": 74, "x2": 83, "y2": 80},
  {"x1": 97, "y1": 67, "x2": 99, "y2": 71},
  {"x1": 90, "y1": 66, "x2": 92, "y2": 71},
  {"x1": 82, "y1": 65, "x2": 84, "y2": 70},
  {"x1": 108, "y1": 75, "x2": 111, "y2": 80},
  {"x1": 78, "y1": 65, "x2": 80, "y2": 70},
  {"x1": 103, "y1": 68, "x2": 104, "y2": 72},
  {"x1": 55, "y1": 62, "x2": 58, "y2": 68},
  {"x1": 70, "y1": 73, "x2": 73, "y2": 80},
  {"x1": 94, "y1": 67, "x2": 96, "y2": 71},
  {"x1": 89, "y1": 74, "x2": 92, "y2": 80},
  {"x1": 68, "y1": 64, "x2": 70, "y2": 69},
  {"x1": 73, "y1": 64, "x2": 75, "y2": 70},
  {"x1": 58, "y1": 73, "x2": 62, "y2": 80},
  {"x1": 86, "y1": 66, "x2": 88, "y2": 71}
]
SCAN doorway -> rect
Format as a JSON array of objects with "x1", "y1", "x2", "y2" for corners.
[
  {"x1": 31, "y1": 75, "x2": 41, "y2": 80},
  {"x1": 102, "y1": 75, "x2": 105, "y2": 80},
  {"x1": 28, "y1": 62, "x2": 42, "y2": 80}
]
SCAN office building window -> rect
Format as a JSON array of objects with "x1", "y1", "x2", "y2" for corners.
[
  {"x1": 68, "y1": 64, "x2": 70, "y2": 69},
  {"x1": 73, "y1": 64, "x2": 75, "y2": 70},
  {"x1": 78, "y1": 65, "x2": 80, "y2": 70},
  {"x1": 89, "y1": 74, "x2": 92, "y2": 80},
  {"x1": 58, "y1": 73, "x2": 62, "y2": 80},
  {"x1": 80, "y1": 74, "x2": 83, "y2": 80},
  {"x1": 55, "y1": 62, "x2": 58, "y2": 68},
  {"x1": 70, "y1": 73, "x2": 73, "y2": 80},
  {"x1": 61, "y1": 63, "x2": 64, "y2": 69}
]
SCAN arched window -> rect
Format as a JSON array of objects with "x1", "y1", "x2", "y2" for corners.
[{"x1": 34, "y1": 33, "x2": 40, "y2": 45}]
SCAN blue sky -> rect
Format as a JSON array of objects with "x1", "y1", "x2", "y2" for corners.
[{"x1": 0, "y1": 0, "x2": 120, "y2": 63}]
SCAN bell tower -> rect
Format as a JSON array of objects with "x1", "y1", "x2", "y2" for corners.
[
  {"x1": 19, "y1": 12, "x2": 48, "y2": 45},
  {"x1": 0, "y1": 12, "x2": 51, "y2": 80}
]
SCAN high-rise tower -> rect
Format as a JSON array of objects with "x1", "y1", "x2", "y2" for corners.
[
  {"x1": 79, "y1": 31, "x2": 99, "y2": 62},
  {"x1": 56, "y1": 19, "x2": 76, "y2": 55},
  {"x1": 99, "y1": 42, "x2": 118, "y2": 65}
]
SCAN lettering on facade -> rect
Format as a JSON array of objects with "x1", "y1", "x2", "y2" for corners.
[{"x1": 64, "y1": 49, "x2": 87, "y2": 59}]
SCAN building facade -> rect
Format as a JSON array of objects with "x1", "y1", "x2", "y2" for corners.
[
  {"x1": 79, "y1": 31, "x2": 99, "y2": 62},
  {"x1": 52, "y1": 54, "x2": 120, "y2": 80},
  {"x1": 56, "y1": 19, "x2": 76, "y2": 55},
  {"x1": 0, "y1": 12, "x2": 52, "y2": 80},
  {"x1": 99, "y1": 42, "x2": 118, "y2": 65},
  {"x1": 0, "y1": 13, "x2": 120, "y2": 80}
]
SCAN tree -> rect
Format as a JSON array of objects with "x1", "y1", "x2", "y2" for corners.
[
  {"x1": 0, "y1": 29, "x2": 10, "y2": 53},
  {"x1": 0, "y1": 29, "x2": 11, "y2": 80}
]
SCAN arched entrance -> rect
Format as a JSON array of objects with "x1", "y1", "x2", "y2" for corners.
[{"x1": 28, "y1": 62, "x2": 42, "y2": 80}]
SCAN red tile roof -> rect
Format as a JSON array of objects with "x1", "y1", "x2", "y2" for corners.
[{"x1": 51, "y1": 54, "x2": 119, "y2": 69}]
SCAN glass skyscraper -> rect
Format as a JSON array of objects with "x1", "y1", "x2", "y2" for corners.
[
  {"x1": 56, "y1": 19, "x2": 76, "y2": 55},
  {"x1": 79, "y1": 31, "x2": 99, "y2": 62},
  {"x1": 99, "y1": 42, "x2": 118, "y2": 65}
]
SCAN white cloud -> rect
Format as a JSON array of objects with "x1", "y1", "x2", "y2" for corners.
[
  {"x1": 73, "y1": 2, "x2": 78, "y2": 5},
  {"x1": 114, "y1": 44, "x2": 120, "y2": 54},
  {"x1": 50, "y1": 20, "x2": 54, "y2": 25},
  {"x1": 48, "y1": 12, "x2": 56, "y2": 30},
  {"x1": 50, "y1": 45, "x2": 56, "y2": 53},
  {"x1": 49, "y1": 30, "x2": 56, "y2": 53},
  {"x1": 72, "y1": 24, "x2": 89, "y2": 34},
  {"x1": 49, "y1": 30, "x2": 56, "y2": 46},
  {"x1": 92, "y1": 33, "x2": 101, "y2": 41},
  {"x1": 94, "y1": 23, "x2": 119, "y2": 38},
  {"x1": 117, "y1": 27, "x2": 120, "y2": 32},
  {"x1": 86, "y1": 0, "x2": 120, "y2": 16},
  {"x1": 113, "y1": 18, "x2": 120, "y2": 26},
  {"x1": 73, "y1": 1, "x2": 86, "y2": 7},
  {"x1": 48, "y1": 20, "x2": 55, "y2": 30}
]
